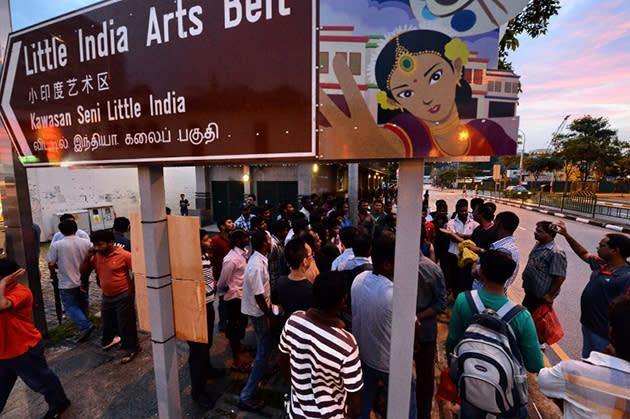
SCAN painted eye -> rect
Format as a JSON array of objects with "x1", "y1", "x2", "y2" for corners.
[
  {"x1": 425, "y1": 0, "x2": 475, "y2": 17},
  {"x1": 397, "y1": 90, "x2": 415, "y2": 99},
  {"x1": 430, "y1": 70, "x2": 442, "y2": 85}
]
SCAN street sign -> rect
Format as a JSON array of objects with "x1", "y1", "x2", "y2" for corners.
[
  {"x1": 493, "y1": 163, "x2": 502, "y2": 181},
  {"x1": 0, "y1": 0, "x2": 316, "y2": 167}
]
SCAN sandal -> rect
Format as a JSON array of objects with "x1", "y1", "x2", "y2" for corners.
[{"x1": 121, "y1": 350, "x2": 139, "y2": 364}]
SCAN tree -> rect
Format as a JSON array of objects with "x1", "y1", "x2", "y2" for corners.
[
  {"x1": 523, "y1": 154, "x2": 563, "y2": 185},
  {"x1": 500, "y1": 0, "x2": 561, "y2": 70},
  {"x1": 499, "y1": 155, "x2": 520, "y2": 169},
  {"x1": 435, "y1": 169, "x2": 457, "y2": 188}
]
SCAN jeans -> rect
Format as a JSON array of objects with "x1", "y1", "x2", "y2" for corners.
[
  {"x1": 581, "y1": 324, "x2": 610, "y2": 359},
  {"x1": 414, "y1": 341, "x2": 436, "y2": 419},
  {"x1": 361, "y1": 362, "x2": 416, "y2": 419},
  {"x1": 59, "y1": 287, "x2": 92, "y2": 332},
  {"x1": 0, "y1": 340, "x2": 68, "y2": 413},
  {"x1": 101, "y1": 291, "x2": 138, "y2": 352},
  {"x1": 240, "y1": 315, "x2": 271, "y2": 402},
  {"x1": 460, "y1": 400, "x2": 527, "y2": 418},
  {"x1": 187, "y1": 302, "x2": 215, "y2": 399}
]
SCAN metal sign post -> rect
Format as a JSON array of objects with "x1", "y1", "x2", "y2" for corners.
[{"x1": 387, "y1": 159, "x2": 424, "y2": 419}]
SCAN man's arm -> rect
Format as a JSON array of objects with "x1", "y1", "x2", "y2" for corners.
[
  {"x1": 80, "y1": 248, "x2": 96, "y2": 276},
  {"x1": 278, "y1": 351, "x2": 291, "y2": 383},
  {"x1": 555, "y1": 221, "x2": 592, "y2": 263},
  {"x1": 348, "y1": 391, "x2": 362, "y2": 418},
  {"x1": 217, "y1": 259, "x2": 235, "y2": 292},
  {"x1": 0, "y1": 269, "x2": 26, "y2": 312},
  {"x1": 543, "y1": 275, "x2": 566, "y2": 304}
]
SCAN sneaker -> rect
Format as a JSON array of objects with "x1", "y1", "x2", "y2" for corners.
[
  {"x1": 73, "y1": 325, "x2": 94, "y2": 343},
  {"x1": 42, "y1": 398, "x2": 70, "y2": 418},
  {"x1": 102, "y1": 336, "x2": 121, "y2": 350},
  {"x1": 238, "y1": 398, "x2": 264, "y2": 412}
]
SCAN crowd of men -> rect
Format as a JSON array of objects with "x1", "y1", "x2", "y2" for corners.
[{"x1": 1, "y1": 190, "x2": 629, "y2": 418}]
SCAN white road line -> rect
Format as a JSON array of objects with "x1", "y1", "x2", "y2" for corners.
[
  {"x1": 605, "y1": 224, "x2": 624, "y2": 232},
  {"x1": 576, "y1": 217, "x2": 590, "y2": 223},
  {"x1": 538, "y1": 210, "x2": 548, "y2": 214},
  {"x1": 555, "y1": 213, "x2": 566, "y2": 218}
]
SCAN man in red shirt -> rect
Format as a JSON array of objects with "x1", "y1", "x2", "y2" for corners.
[
  {"x1": 0, "y1": 259, "x2": 70, "y2": 418},
  {"x1": 80, "y1": 230, "x2": 139, "y2": 363},
  {"x1": 211, "y1": 217, "x2": 234, "y2": 332}
]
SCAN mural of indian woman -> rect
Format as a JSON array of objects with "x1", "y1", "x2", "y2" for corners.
[{"x1": 318, "y1": 29, "x2": 517, "y2": 160}]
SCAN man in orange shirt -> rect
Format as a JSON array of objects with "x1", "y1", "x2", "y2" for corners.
[
  {"x1": 0, "y1": 259, "x2": 70, "y2": 418},
  {"x1": 80, "y1": 230, "x2": 139, "y2": 364}
]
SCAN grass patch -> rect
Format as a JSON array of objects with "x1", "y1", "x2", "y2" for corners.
[{"x1": 45, "y1": 307, "x2": 102, "y2": 346}]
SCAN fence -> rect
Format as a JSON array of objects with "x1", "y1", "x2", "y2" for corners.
[{"x1": 477, "y1": 190, "x2": 630, "y2": 222}]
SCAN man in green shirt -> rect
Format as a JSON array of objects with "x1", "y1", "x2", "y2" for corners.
[{"x1": 446, "y1": 250, "x2": 544, "y2": 417}]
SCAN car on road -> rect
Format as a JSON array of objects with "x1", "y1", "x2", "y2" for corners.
[{"x1": 504, "y1": 185, "x2": 532, "y2": 199}]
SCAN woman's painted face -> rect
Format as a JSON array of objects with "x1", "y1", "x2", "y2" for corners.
[{"x1": 389, "y1": 54, "x2": 461, "y2": 124}]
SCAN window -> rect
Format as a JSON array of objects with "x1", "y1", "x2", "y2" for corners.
[
  {"x1": 349, "y1": 53, "x2": 361, "y2": 75},
  {"x1": 319, "y1": 52, "x2": 329, "y2": 74},
  {"x1": 513, "y1": 82, "x2": 520, "y2": 93},
  {"x1": 464, "y1": 69, "x2": 472, "y2": 83},
  {"x1": 488, "y1": 101, "x2": 515, "y2": 118},
  {"x1": 494, "y1": 81, "x2": 502, "y2": 92},
  {"x1": 487, "y1": 80, "x2": 494, "y2": 92},
  {"x1": 473, "y1": 69, "x2": 483, "y2": 85},
  {"x1": 504, "y1": 82, "x2": 512, "y2": 93}
]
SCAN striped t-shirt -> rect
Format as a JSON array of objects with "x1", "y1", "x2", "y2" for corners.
[
  {"x1": 202, "y1": 253, "x2": 216, "y2": 303},
  {"x1": 279, "y1": 310, "x2": 363, "y2": 418}
]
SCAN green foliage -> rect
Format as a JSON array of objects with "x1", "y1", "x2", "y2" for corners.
[
  {"x1": 435, "y1": 169, "x2": 458, "y2": 188},
  {"x1": 523, "y1": 154, "x2": 563, "y2": 182},
  {"x1": 499, "y1": 155, "x2": 520, "y2": 169},
  {"x1": 499, "y1": 0, "x2": 561, "y2": 70}
]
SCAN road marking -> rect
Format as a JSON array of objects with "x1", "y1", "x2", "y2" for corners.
[
  {"x1": 605, "y1": 224, "x2": 624, "y2": 232},
  {"x1": 539, "y1": 210, "x2": 549, "y2": 214},
  {"x1": 551, "y1": 343, "x2": 570, "y2": 361},
  {"x1": 555, "y1": 213, "x2": 566, "y2": 218},
  {"x1": 576, "y1": 217, "x2": 590, "y2": 223},
  {"x1": 542, "y1": 353, "x2": 551, "y2": 368}
]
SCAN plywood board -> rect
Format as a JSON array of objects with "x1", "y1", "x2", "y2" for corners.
[
  {"x1": 167, "y1": 215, "x2": 203, "y2": 282},
  {"x1": 172, "y1": 279, "x2": 208, "y2": 343},
  {"x1": 134, "y1": 273, "x2": 151, "y2": 332},
  {"x1": 129, "y1": 213, "x2": 146, "y2": 275}
]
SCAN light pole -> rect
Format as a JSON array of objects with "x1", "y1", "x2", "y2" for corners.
[{"x1": 518, "y1": 130, "x2": 526, "y2": 185}]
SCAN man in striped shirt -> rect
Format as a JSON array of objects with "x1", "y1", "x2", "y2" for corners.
[{"x1": 279, "y1": 271, "x2": 363, "y2": 418}]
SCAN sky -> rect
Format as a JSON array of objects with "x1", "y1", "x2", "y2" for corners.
[{"x1": 9, "y1": 0, "x2": 630, "y2": 151}]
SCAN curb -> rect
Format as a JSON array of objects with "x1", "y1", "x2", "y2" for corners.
[{"x1": 481, "y1": 196, "x2": 630, "y2": 234}]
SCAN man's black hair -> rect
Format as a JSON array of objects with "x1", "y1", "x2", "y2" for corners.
[
  {"x1": 485, "y1": 202, "x2": 497, "y2": 213},
  {"x1": 200, "y1": 229, "x2": 209, "y2": 243},
  {"x1": 60, "y1": 213, "x2": 75, "y2": 222},
  {"x1": 476, "y1": 203, "x2": 495, "y2": 222},
  {"x1": 251, "y1": 230, "x2": 268, "y2": 252},
  {"x1": 536, "y1": 221, "x2": 557, "y2": 238},
  {"x1": 251, "y1": 216, "x2": 266, "y2": 230},
  {"x1": 479, "y1": 250, "x2": 516, "y2": 285},
  {"x1": 58, "y1": 220, "x2": 78, "y2": 236},
  {"x1": 165, "y1": 207, "x2": 171, "y2": 215},
  {"x1": 435, "y1": 199, "x2": 447, "y2": 210},
  {"x1": 313, "y1": 271, "x2": 347, "y2": 311},
  {"x1": 248, "y1": 194, "x2": 256, "y2": 201},
  {"x1": 292, "y1": 217, "x2": 309, "y2": 233},
  {"x1": 270, "y1": 219, "x2": 289, "y2": 236},
  {"x1": 372, "y1": 231, "x2": 395, "y2": 270},
  {"x1": 609, "y1": 296, "x2": 630, "y2": 362},
  {"x1": 113, "y1": 217, "x2": 130, "y2": 233},
  {"x1": 229, "y1": 229, "x2": 249, "y2": 248},
  {"x1": 301, "y1": 196, "x2": 311, "y2": 206},
  {"x1": 0, "y1": 258, "x2": 21, "y2": 277},
  {"x1": 495, "y1": 211, "x2": 520, "y2": 234},
  {"x1": 606, "y1": 234, "x2": 630, "y2": 259},
  {"x1": 285, "y1": 238, "x2": 307, "y2": 270},
  {"x1": 339, "y1": 226, "x2": 358, "y2": 248},
  {"x1": 217, "y1": 216, "x2": 232, "y2": 229},
  {"x1": 470, "y1": 198, "x2": 484, "y2": 211},
  {"x1": 352, "y1": 233, "x2": 372, "y2": 258},
  {"x1": 335, "y1": 199, "x2": 347, "y2": 210},
  {"x1": 323, "y1": 215, "x2": 340, "y2": 230},
  {"x1": 455, "y1": 199, "x2": 468, "y2": 210},
  {"x1": 91, "y1": 229, "x2": 115, "y2": 244}
]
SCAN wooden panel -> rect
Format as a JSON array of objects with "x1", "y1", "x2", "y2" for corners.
[
  {"x1": 172, "y1": 279, "x2": 208, "y2": 343},
  {"x1": 129, "y1": 213, "x2": 145, "y2": 275},
  {"x1": 167, "y1": 215, "x2": 203, "y2": 282},
  {"x1": 134, "y1": 273, "x2": 151, "y2": 332}
]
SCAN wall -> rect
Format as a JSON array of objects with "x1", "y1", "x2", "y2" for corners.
[{"x1": 29, "y1": 166, "x2": 195, "y2": 241}]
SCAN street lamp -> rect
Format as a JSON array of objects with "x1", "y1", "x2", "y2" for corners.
[{"x1": 518, "y1": 130, "x2": 526, "y2": 185}]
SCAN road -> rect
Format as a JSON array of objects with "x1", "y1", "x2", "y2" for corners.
[{"x1": 426, "y1": 188, "x2": 609, "y2": 363}]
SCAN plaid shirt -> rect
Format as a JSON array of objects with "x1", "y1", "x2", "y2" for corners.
[
  {"x1": 234, "y1": 214, "x2": 252, "y2": 231},
  {"x1": 473, "y1": 235, "x2": 519, "y2": 293},
  {"x1": 522, "y1": 240, "x2": 567, "y2": 298},
  {"x1": 268, "y1": 235, "x2": 288, "y2": 282}
]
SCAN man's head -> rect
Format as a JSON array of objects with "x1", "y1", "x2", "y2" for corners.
[
  {"x1": 455, "y1": 199, "x2": 469, "y2": 222},
  {"x1": 0, "y1": 258, "x2": 22, "y2": 289},
  {"x1": 470, "y1": 198, "x2": 484, "y2": 212},
  {"x1": 239, "y1": 203, "x2": 251, "y2": 217},
  {"x1": 474, "y1": 203, "x2": 495, "y2": 224},
  {"x1": 301, "y1": 196, "x2": 313, "y2": 212},
  {"x1": 310, "y1": 193, "x2": 320, "y2": 206},
  {"x1": 359, "y1": 199, "x2": 370, "y2": 214},
  {"x1": 339, "y1": 226, "x2": 358, "y2": 249},
  {"x1": 200, "y1": 229, "x2": 212, "y2": 254},
  {"x1": 260, "y1": 205, "x2": 272, "y2": 220},
  {"x1": 58, "y1": 220, "x2": 78, "y2": 236},
  {"x1": 325, "y1": 193, "x2": 336, "y2": 205},
  {"x1": 285, "y1": 238, "x2": 311, "y2": 272},
  {"x1": 91, "y1": 229, "x2": 116, "y2": 255},
  {"x1": 230, "y1": 229, "x2": 250, "y2": 249},
  {"x1": 246, "y1": 194, "x2": 256, "y2": 206},
  {"x1": 251, "y1": 230, "x2": 270, "y2": 255},
  {"x1": 435, "y1": 200, "x2": 448, "y2": 216},
  {"x1": 180, "y1": 194, "x2": 185, "y2": 199},
  {"x1": 352, "y1": 233, "x2": 372, "y2": 258},
  {"x1": 251, "y1": 216, "x2": 267, "y2": 232},
  {"x1": 534, "y1": 221, "x2": 556, "y2": 244},
  {"x1": 313, "y1": 271, "x2": 347, "y2": 314},
  {"x1": 372, "y1": 231, "x2": 396, "y2": 278},
  {"x1": 609, "y1": 296, "x2": 630, "y2": 362},
  {"x1": 59, "y1": 213, "x2": 75, "y2": 222},
  {"x1": 372, "y1": 200, "x2": 384, "y2": 215},
  {"x1": 292, "y1": 214, "x2": 309, "y2": 235},
  {"x1": 494, "y1": 211, "x2": 519, "y2": 237},
  {"x1": 270, "y1": 219, "x2": 290, "y2": 242},
  {"x1": 113, "y1": 217, "x2": 130, "y2": 233},
  {"x1": 479, "y1": 250, "x2": 516, "y2": 286},
  {"x1": 597, "y1": 234, "x2": 630, "y2": 262},
  {"x1": 217, "y1": 216, "x2": 234, "y2": 233}
]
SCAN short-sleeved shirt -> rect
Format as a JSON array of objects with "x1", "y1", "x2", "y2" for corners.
[
  {"x1": 522, "y1": 240, "x2": 567, "y2": 298},
  {"x1": 210, "y1": 234, "x2": 231, "y2": 280},
  {"x1": 268, "y1": 235, "x2": 288, "y2": 282},
  {"x1": 351, "y1": 271, "x2": 393, "y2": 373},
  {"x1": 473, "y1": 235, "x2": 520, "y2": 293},
  {"x1": 446, "y1": 217, "x2": 479, "y2": 254},
  {"x1": 279, "y1": 311, "x2": 363, "y2": 418},
  {"x1": 113, "y1": 231, "x2": 131, "y2": 252},
  {"x1": 241, "y1": 251, "x2": 270, "y2": 317},
  {"x1": 331, "y1": 248, "x2": 354, "y2": 271},
  {"x1": 90, "y1": 247, "x2": 133, "y2": 297},
  {"x1": 234, "y1": 214, "x2": 253, "y2": 231},
  {"x1": 274, "y1": 275, "x2": 313, "y2": 319},
  {"x1": 538, "y1": 351, "x2": 630, "y2": 418},
  {"x1": 47, "y1": 235, "x2": 92, "y2": 289},
  {"x1": 470, "y1": 223, "x2": 496, "y2": 250},
  {"x1": 202, "y1": 253, "x2": 216, "y2": 304},
  {"x1": 446, "y1": 289, "x2": 544, "y2": 373},
  {"x1": 216, "y1": 247, "x2": 248, "y2": 301},
  {"x1": 0, "y1": 284, "x2": 42, "y2": 359},
  {"x1": 416, "y1": 256, "x2": 447, "y2": 342},
  {"x1": 51, "y1": 229, "x2": 89, "y2": 244},
  {"x1": 580, "y1": 256, "x2": 630, "y2": 338}
]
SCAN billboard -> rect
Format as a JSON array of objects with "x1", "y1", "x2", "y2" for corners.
[
  {"x1": 318, "y1": 0, "x2": 525, "y2": 160},
  {"x1": 0, "y1": 0, "x2": 316, "y2": 166}
]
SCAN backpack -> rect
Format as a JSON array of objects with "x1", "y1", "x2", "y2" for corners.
[{"x1": 449, "y1": 290, "x2": 528, "y2": 416}]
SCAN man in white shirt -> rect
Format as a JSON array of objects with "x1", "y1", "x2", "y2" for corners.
[
  {"x1": 443, "y1": 199, "x2": 478, "y2": 297},
  {"x1": 51, "y1": 214, "x2": 89, "y2": 243},
  {"x1": 331, "y1": 227, "x2": 357, "y2": 271},
  {"x1": 239, "y1": 231, "x2": 272, "y2": 412}
]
